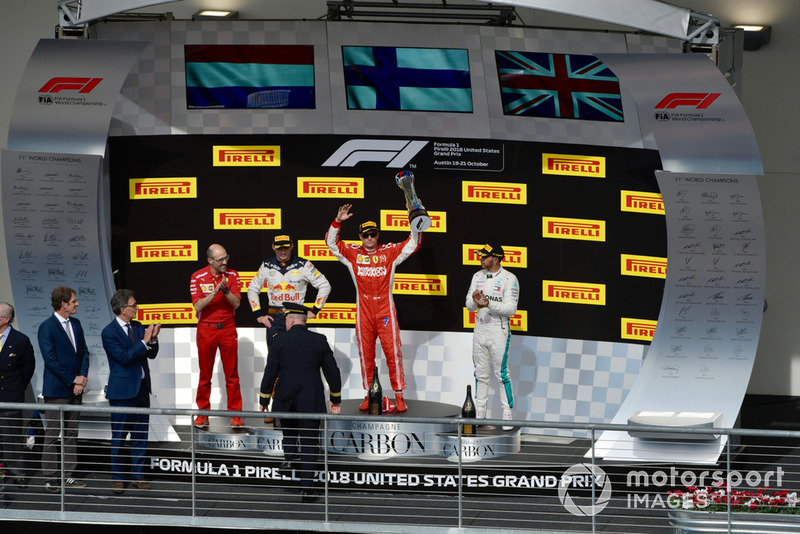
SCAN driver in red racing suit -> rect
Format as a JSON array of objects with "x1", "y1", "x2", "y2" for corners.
[{"x1": 325, "y1": 203, "x2": 421, "y2": 412}]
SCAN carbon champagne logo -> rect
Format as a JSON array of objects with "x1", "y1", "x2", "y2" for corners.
[
  {"x1": 621, "y1": 254, "x2": 667, "y2": 279},
  {"x1": 542, "y1": 217, "x2": 605, "y2": 242},
  {"x1": 621, "y1": 190, "x2": 664, "y2": 214},
  {"x1": 462, "y1": 181, "x2": 526, "y2": 204},
  {"x1": 381, "y1": 210, "x2": 446, "y2": 233},
  {"x1": 463, "y1": 309, "x2": 527, "y2": 332},
  {"x1": 308, "y1": 303, "x2": 357, "y2": 324},
  {"x1": 213, "y1": 209, "x2": 280, "y2": 229},
  {"x1": 542, "y1": 154, "x2": 605, "y2": 178},
  {"x1": 131, "y1": 241, "x2": 197, "y2": 263},
  {"x1": 462, "y1": 245, "x2": 527, "y2": 268},
  {"x1": 137, "y1": 304, "x2": 197, "y2": 324},
  {"x1": 393, "y1": 274, "x2": 447, "y2": 296},
  {"x1": 129, "y1": 178, "x2": 197, "y2": 199},
  {"x1": 543, "y1": 280, "x2": 606, "y2": 306},
  {"x1": 298, "y1": 177, "x2": 364, "y2": 198},
  {"x1": 298, "y1": 240, "x2": 359, "y2": 261},
  {"x1": 213, "y1": 146, "x2": 280, "y2": 167},
  {"x1": 621, "y1": 318, "x2": 657, "y2": 341}
]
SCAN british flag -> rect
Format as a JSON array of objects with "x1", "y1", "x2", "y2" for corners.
[{"x1": 495, "y1": 51, "x2": 624, "y2": 122}]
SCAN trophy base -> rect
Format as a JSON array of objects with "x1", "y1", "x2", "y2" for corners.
[{"x1": 409, "y1": 209, "x2": 431, "y2": 232}]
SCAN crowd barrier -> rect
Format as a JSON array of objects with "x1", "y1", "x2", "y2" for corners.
[{"x1": 0, "y1": 401, "x2": 797, "y2": 534}]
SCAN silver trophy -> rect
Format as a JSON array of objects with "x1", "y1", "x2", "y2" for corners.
[{"x1": 395, "y1": 170, "x2": 432, "y2": 231}]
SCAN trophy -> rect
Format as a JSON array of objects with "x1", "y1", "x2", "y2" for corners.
[{"x1": 395, "y1": 170, "x2": 432, "y2": 232}]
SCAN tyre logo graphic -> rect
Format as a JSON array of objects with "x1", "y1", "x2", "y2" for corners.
[{"x1": 558, "y1": 463, "x2": 612, "y2": 517}]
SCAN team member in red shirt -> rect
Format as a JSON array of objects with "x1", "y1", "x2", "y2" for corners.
[
  {"x1": 189, "y1": 244, "x2": 243, "y2": 428},
  {"x1": 325, "y1": 204, "x2": 422, "y2": 412}
]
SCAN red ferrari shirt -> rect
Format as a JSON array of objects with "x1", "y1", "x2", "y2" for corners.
[{"x1": 189, "y1": 266, "x2": 241, "y2": 323}]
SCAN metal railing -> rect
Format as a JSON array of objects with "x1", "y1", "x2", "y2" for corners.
[{"x1": 0, "y1": 401, "x2": 797, "y2": 534}]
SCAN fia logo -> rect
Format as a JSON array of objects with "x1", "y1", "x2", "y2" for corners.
[
  {"x1": 38, "y1": 95, "x2": 53, "y2": 105},
  {"x1": 654, "y1": 112, "x2": 670, "y2": 121}
]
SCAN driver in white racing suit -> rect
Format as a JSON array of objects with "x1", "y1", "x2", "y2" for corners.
[
  {"x1": 247, "y1": 234, "x2": 331, "y2": 345},
  {"x1": 465, "y1": 243, "x2": 519, "y2": 430}
]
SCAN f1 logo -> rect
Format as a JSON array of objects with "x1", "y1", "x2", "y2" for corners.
[
  {"x1": 39, "y1": 77, "x2": 103, "y2": 94},
  {"x1": 323, "y1": 139, "x2": 428, "y2": 168},
  {"x1": 654, "y1": 93, "x2": 720, "y2": 110}
]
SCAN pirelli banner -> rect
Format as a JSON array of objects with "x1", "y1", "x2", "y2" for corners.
[{"x1": 108, "y1": 134, "x2": 666, "y2": 343}]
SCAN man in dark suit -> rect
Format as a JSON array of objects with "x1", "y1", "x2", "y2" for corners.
[
  {"x1": 0, "y1": 302, "x2": 35, "y2": 488},
  {"x1": 259, "y1": 303, "x2": 341, "y2": 503},
  {"x1": 101, "y1": 289, "x2": 160, "y2": 494},
  {"x1": 37, "y1": 286, "x2": 90, "y2": 492}
]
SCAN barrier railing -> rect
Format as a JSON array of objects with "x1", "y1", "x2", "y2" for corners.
[{"x1": 0, "y1": 401, "x2": 797, "y2": 534}]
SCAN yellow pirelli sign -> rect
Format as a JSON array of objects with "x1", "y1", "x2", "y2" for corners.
[
  {"x1": 621, "y1": 254, "x2": 668, "y2": 279},
  {"x1": 621, "y1": 190, "x2": 665, "y2": 214},
  {"x1": 462, "y1": 244, "x2": 527, "y2": 268},
  {"x1": 542, "y1": 216, "x2": 606, "y2": 242},
  {"x1": 463, "y1": 308, "x2": 528, "y2": 332},
  {"x1": 543, "y1": 280, "x2": 606, "y2": 306},
  {"x1": 213, "y1": 209, "x2": 281, "y2": 230},
  {"x1": 137, "y1": 303, "x2": 197, "y2": 325},
  {"x1": 213, "y1": 145, "x2": 280, "y2": 167},
  {"x1": 298, "y1": 240, "x2": 360, "y2": 261},
  {"x1": 238, "y1": 271, "x2": 266, "y2": 292},
  {"x1": 621, "y1": 317, "x2": 657, "y2": 341},
  {"x1": 393, "y1": 273, "x2": 447, "y2": 296},
  {"x1": 129, "y1": 177, "x2": 197, "y2": 199},
  {"x1": 381, "y1": 210, "x2": 447, "y2": 233},
  {"x1": 462, "y1": 181, "x2": 527, "y2": 205},
  {"x1": 542, "y1": 153, "x2": 605, "y2": 178},
  {"x1": 130, "y1": 240, "x2": 197, "y2": 263},
  {"x1": 308, "y1": 303, "x2": 357, "y2": 324},
  {"x1": 297, "y1": 177, "x2": 364, "y2": 198}
]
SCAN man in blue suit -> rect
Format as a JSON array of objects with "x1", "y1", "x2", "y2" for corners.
[
  {"x1": 0, "y1": 302, "x2": 35, "y2": 488},
  {"x1": 38, "y1": 286, "x2": 90, "y2": 492},
  {"x1": 101, "y1": 289, "x2": 160, "y2": 495}
]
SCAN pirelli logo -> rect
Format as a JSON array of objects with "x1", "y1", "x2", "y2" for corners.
[
  {"x1": 298, "y1": 240, "x2": 359, "y2": 261},
  {"x1": 542, "y1": 217, "x2": 606, "y2": 242},
  {"x1": 131, "y1": 240, "x2": 197, "y2": 263},
  {"x1": 543, "y1": 280, "x2": 606, "y2": 306},
  {"x1": 462, "y1": 181, "x2": 527, "y2": 205},
  {"x1": 621, "y1": 317, "x2": 657, "y2": 341},
  {"x1": 381, "y1": 210, "x2": 446, "y2": 233},
  {"x1": 129, "y1": 177, "x2": 197, "y2": 199},
  {"x1": 393, "y1": 273, "x2": 447, "y2": 296},
  {"x1": 137, "y1": 303, "x2": 197, "y2": 324},
  {"x1": 462, "y1": 244, "x2": 527, "y2": 268},
  {"x1": 463, "y1": 308, "x2": 528, "y2": 332},
  {"x1": 621, "y1": 254, "x2": 667, "y2": 279},
  {"x1": 542, "y1": 153, "x2": 605, "y2": 178},
  {"x1": 213, "y1": 209, "x2": 281, "y2": 229},
  {"x1": 297, "y1": 177, "x2": 364, "y2": 198},
  {"x1": 621, "y1": 190, "x2": 665, "y2": 214},
  {"x1": 238, "y1": 271, "x2": 264, "y2": 292},
  {"x1": 213, "y1": 145, "x2": 280, "y2": 167},
  {"x1": 308, "y1": 303, "x2": 357, "y2": 324}
]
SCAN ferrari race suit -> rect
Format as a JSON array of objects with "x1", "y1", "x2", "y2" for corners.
[
  {"x1": 325, "y1": 220, "x2": 422, "y2": 392},
  {"x1": 247, "y1": 256, "x2": 331, "y2": 344},
  {"x1": 190, "y1": 266, "x2": 242, "y2": 411},
  {"x1": 465, "y1": 266, "x2": 519, "y2": 415}
]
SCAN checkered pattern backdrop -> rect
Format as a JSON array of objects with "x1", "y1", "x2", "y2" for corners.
[{"x1": 151, "y1": 327, "x2": 643, "y2": 436}]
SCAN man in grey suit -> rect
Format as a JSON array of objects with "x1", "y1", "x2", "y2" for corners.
[
  {"x1": 37, "y1": 286, "x2": 90, "y2": 493},
  {"x1": 102, "y1": 289, "x2": 160, "y2": 494}
]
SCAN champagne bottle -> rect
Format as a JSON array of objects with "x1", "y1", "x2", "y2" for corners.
[
  {"x1": 368, "y1": 366, "x2": 382, "y2": 415},
  {"x1": 462, "y1": 385, "x2": 476, "y2": 435}
]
